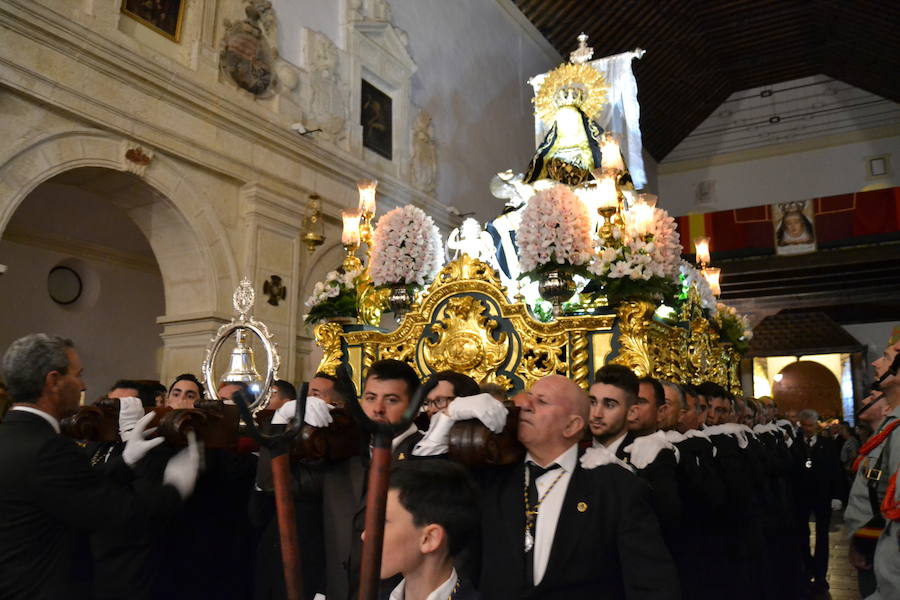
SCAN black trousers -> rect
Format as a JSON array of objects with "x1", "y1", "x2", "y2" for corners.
[{"x1": 796, "y1": 501, "x2": 831, "y2": 583}]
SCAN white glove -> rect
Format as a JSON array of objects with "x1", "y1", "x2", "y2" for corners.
[
  {"x1": 832, "y1": 499, "x2": 843, "y2": 511},
  {"x1": 624, "y1": 431, "x2": 675, "y2": 469},
  {"x1": 122, "y1": 412, "x2": 165, "y2": 467},
  {"x1": 272, "y1": 397, "x2": 333, "y2": 427},
  {"x1": 752, "y1": 424, "x2": 768, "y2": 435},
  {"x1": 163, "y1": 430, "x2": 201, "y2": 499},
  {"x1": 412, "y1": 412, "x2": 456, "y2": 456},
  {"x1": 446, "y1": 393, "x2": 508, "y2": 434},
  {"x1": 580, "y1": 444, "x2": 633, "y2": 472},
  {"x1": 118, "y1": 396, "x2": 145, "y2": 437}
]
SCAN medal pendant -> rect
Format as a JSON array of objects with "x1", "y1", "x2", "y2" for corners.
[
  {"x1": 805, "y1": 458, "x2": 813, "y2": 469},
  {"x1": 524, "y1": 530, "x2": 534, "y2": 553}
]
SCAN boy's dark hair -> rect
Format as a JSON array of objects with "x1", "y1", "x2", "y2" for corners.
[
  {"x1": 314, "y1": 372, "x2": 339, "y2": 383},
  {"x1": 420, "y1": 370, "x2": 480, "y2": 400},
  {"x1": 594, "y1": 364, "x2": 639, "y2": 405},
  {"x1": 272, "y1": 379, "x2": 297, "y2": 400},
  {"x1": 638, "y1": 377, "x2": 665, "y2": 408},
  {"x1": 167, "y1": 373, "x2": 206, "y2": 399},
  {"x1": 365, "y1": 359, "x2": 420, "y2": 398},
  {"x1": 389, "y1": 460, "x2": 480, "y2": 557}
]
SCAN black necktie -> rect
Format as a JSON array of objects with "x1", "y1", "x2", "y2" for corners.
[{"x1": 525, "y1": 462, "x2": 561, "y2": 587}]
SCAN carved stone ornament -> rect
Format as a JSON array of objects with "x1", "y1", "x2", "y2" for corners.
[
  {"x1": 220, "y1": 1, "x2": 276, "y2": 96},
  {"x1": 122, "y1": 143, "x2": 154, "y2": 176},
  {"x1": 410, "y1": 110, "x2": 437, "y2": 194},
  {"x1": 302, "y1": 30, "x2": 349, "y2": 141}
]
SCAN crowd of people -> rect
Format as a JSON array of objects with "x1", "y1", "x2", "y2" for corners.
[{"x1": 1, "y1": 331, "x2": 900, "y2": 600}]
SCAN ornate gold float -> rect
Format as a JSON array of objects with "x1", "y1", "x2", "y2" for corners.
[{"x1": 314, "y1": 254, "x2": 741, "y2": 396}]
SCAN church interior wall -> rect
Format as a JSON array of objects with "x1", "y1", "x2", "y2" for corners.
[
  {"x1": 0, "y1": 238, "x2": 165, "y2": 400},
  {"x1": 657, "y1": 133, "x2": 900, "y2": 217}
]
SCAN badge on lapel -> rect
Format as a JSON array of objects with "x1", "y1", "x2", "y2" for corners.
[{"x1": 577, "y1": 501, "x2": 588, "y2": 513}]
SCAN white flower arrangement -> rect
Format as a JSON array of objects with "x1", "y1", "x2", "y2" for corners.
[
  {"x1": 590, "y1": 206, "x2": 681, "y2": 282},
  {"x1": 516, "y1": 185, "x2": 594, "y2": 277},
  {"x1": 369, "y1": 204, "x2": 444, "y2": 287},
  {"x1": 303, "y1": 267, "x2": 363, "y2": 324},
  {"x1": 678, "y1": 261, "x2": 717, "y2": 311},
  {"x1": 714, "y1": 301, "x2": 753, "y2": 351},
  {"x1": 715, "y1": 302, "x2": 753, "y2": 339}
]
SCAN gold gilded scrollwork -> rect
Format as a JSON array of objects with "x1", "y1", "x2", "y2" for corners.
[
  {"x1": 314, "y1": 322, "x2": 344, "y2": 376},
  {"x1": 423, "y1": 296, "x2": 509, "y2": 384},
  {"x1": 611, "y1": 300, "x2": 655, "y2": 377},
  {"x1": 688, "y1": 317, "x2": 716, "y2": 384},
  {"x1": 516, "y1": 330, "x2": 568, "y2": 390},
  {"x1": 357, "y1": 274, "x2": 389, "y2": 326},
  {"x1": 648, "y1": 324, "x2": 688, "y2": 383},
  {"x1": 569, "y1": 331, "x2": 589, "y2": 390}
]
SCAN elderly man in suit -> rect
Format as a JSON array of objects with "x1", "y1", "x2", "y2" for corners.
[
  {"x1": 423, "y1": 373, "x2": 679, "y2": 598},
  {"x1": 0, "y1": 333, "x2": 199, "y2": 600}
]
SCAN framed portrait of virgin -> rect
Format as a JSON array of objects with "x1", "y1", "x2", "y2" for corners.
[
  {"x1": 773, "y1": 200, "x2": 817, "y2": 256},
  {"x1": 121, "y1": 0, "x2": 186, "y2": 42}
]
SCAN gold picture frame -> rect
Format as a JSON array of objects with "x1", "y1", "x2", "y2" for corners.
[{"x1": 121, "y1": 0, "x2": 186, "y2": 42}]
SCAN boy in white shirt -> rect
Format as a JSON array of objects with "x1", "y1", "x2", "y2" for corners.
[{"x1": 367, "y1": 460, "x2": 480, "y2": 600}]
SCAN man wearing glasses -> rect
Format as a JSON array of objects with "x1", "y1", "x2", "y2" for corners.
[{"x1": 420, "y1": 371, "x2": 480, "y2": 418}]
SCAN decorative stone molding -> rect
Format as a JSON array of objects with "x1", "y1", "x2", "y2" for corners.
[{"x1": 122, "y1": 142, "x2": 155, "y2": 177}]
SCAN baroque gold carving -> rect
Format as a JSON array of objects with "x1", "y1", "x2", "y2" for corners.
[
  {"x1": 611, "y1": 300, "x2": 655, "y2": 377},
  {"x1": 423, "y1": 296, "x2": 508, "y2": 384},
  {"x1": 314, "y1": 322, "x2": 344, "y2": 376},
  {"x1": 569, "y1": 331, "x2": 589, "y2": 390}
]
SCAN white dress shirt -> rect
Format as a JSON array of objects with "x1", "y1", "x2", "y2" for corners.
[
  {"x1": 389, "y1": 568, "x2": 458, "y2": 600},
  {"x1": 600, "y1": 431, "x2": 628, "y2": 457},
  {"x1": 11, "y1": 405, "x2": 60, "y2": 434},
  {"x1": 526, "y1": 443, "x2": 579, "y2": 585}
]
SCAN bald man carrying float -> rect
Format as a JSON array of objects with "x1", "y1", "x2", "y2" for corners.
[{"x1": 415, "y1": 374, "x2": 679, "y2": 599}]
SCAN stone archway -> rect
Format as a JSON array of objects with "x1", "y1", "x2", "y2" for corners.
[{"x1": 0, "y1": 129, "x2": 239, "y2": 383}]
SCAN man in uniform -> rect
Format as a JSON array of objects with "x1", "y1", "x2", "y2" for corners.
[{"x1": 850, "y1": 339, "x2": 900, "y2": 599}]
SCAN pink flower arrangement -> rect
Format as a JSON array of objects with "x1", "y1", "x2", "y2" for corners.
[
  {"x1": 369, "y1": 204, "x2": 444, "y2": 287},
  {"x1": 516, "y1": 185, "x2": 593, "y2": 277}
]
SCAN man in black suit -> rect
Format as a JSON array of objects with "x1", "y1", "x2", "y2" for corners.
[
  {"x1": 477, "y1": 374, "x2": 678, "y2": 598},
  {"x1": 0, "y1": 333, "x2": 199, "y2": 600},
  {"x1": 792, "y1": 408, "x2": 845, "y2": 593}
]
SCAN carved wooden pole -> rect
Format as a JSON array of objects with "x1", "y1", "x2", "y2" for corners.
[
  {"x1": 358, "y1": 433, "x2": 392, "y2": 600},
  {"x1": 272, "y1": 450, "x2": 303, "y2": 600}
]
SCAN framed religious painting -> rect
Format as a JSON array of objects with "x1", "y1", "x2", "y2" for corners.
[
  {"x1": 121, "y1": 0, "x2": 186, "y2": 42},
  {"x1": 773, "y1": 200, "x2": 817, "y2": 256},
  {"x1": 361, "y1": 79, "x2": 392, "y2": 160}
]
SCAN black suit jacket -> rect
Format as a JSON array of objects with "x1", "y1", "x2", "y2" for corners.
[
  {"x1": 478, "y1": 457, "x2": 679, "y2": 599},
  {"x1": 0, "y1": 410, "x2": 181, "y2": 600},
  {"x1": 791, "y1": 435, "x2": 844, "y2": 507},
  {"x1": 615, "y1": 431, "x2": 682, "y2": 534}
]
